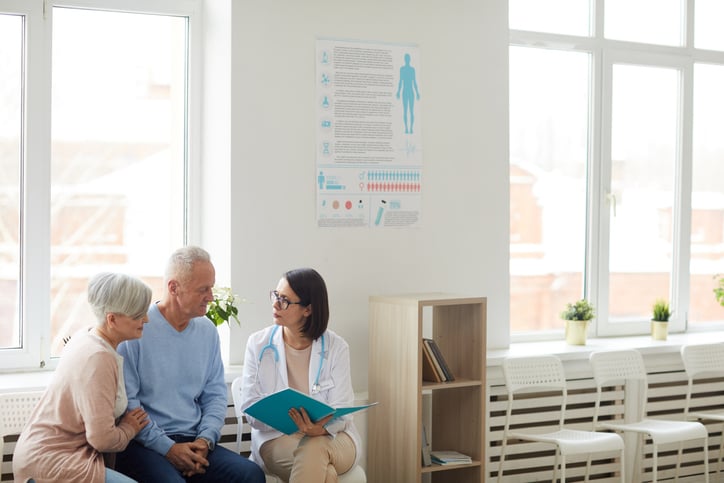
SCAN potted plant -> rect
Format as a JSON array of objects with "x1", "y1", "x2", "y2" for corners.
[
  {"x1": 714, "y1": 275, "x2": 724, "y2": 308},
  {"x1": 561, "y1": 299, "x2": 595, "y2": 345},
  {"x1": 651, "y1": 298, "x2": 671, "y2": 341},
  {"x1": 206, "y1": 286, "x2": 243, "y2": 327}
]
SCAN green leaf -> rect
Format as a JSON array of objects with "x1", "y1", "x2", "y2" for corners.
[{"x1": 206, "y1": 286, "x2": 243, "y2": 327}]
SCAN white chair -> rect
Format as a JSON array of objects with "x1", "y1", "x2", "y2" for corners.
[
  {"x1": 497, "y1": 355, "x2": 625, "y2": 483},
  {"x1": 681, "y1": 343, "x2": 724, "y2": 477},
  {"x1": 0, "y1": 391, "x2": 43, "y2": 482},
  {"x1": 230, "y1": 377, "x2": 366, "y2": 483},
  {"x1": 590, "y1": 349, "x2": 710, "y2": 483}
]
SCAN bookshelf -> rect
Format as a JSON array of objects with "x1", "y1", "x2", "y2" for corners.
[{"x1": 368, "y1": 294, "x2": 486, "y2": 483}]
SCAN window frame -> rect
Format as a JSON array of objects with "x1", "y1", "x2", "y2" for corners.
[
  {"x1": 510, "y1": 0, "x2": 724, "y2": 340},
  {"x1": 595, "y1": 49, "x2": 692, "y2": 337},
  {"x1": 0, "y1": 0, "x2": 201, "y2": 371}
]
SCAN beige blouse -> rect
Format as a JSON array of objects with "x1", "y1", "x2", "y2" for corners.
[
  {"x1": 285, "y1": 342, "x2": 312, "y2": 394},
  {"x1": 12, "y1": 330, "x2": 137, "y2": 483}
]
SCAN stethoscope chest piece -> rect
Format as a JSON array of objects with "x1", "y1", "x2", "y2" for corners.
[{"x1": 258, "y1": 325, "x2": 326, "y2": 395}]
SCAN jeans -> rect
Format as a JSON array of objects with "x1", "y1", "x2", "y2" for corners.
[
  {"x1": 116, "y1": 438, "x2": 265, "y2": 483},
  {"x1": 106, "y1": 468, "x2": 138, "y2": 483},
  {"x1": 29, "y1": 473, "x2": 134, "y2": 483}
]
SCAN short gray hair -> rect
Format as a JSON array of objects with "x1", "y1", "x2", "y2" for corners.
[
  {"x1": 165, "y1": 246, "x2": 211, "y2": 283},
  {"x1": 88, "y1": 272, "x2": 153, "y2": 325}
]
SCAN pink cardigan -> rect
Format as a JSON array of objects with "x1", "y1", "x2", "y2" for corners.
[{"x1": 13, "y1": 331, "x2": 137, "y2": 483}]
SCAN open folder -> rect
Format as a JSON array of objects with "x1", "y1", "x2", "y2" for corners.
[{"x1": 244, "y1": 387, "x2": 378, "y2": 435}]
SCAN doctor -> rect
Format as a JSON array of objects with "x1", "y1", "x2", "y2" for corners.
[{"x1": 240, "y1": 268, "x2": 360, "y2": 482}]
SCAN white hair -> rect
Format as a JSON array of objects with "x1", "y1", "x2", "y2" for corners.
[
  {"x1": 87, "y1": 272, "x2": 153, "y2": 325},
  {"x1": 164, "y1": 245, "x2": 211, "y2": 283}
]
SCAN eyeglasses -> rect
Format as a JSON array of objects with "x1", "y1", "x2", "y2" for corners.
[{"x1": 270, "y1": 290, "x2": 304, "y2": 310}]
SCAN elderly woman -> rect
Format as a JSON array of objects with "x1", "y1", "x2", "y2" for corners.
[{"x1": 13, "y1": 272, "x2": 152, "y2": 483}]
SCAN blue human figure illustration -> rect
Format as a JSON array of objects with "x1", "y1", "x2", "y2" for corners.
[{"x1": 396, "y1": 53, "x2": 420, "y2": 134}]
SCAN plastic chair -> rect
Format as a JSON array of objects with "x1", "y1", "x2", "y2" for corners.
[
  {"x1": 230, "y1": 377, "x2": 248, "y2": 456},
  {"x1": 0, "y1": 391, "x2": 43, "y2": 482},
  {"x1": 590, "y1": 349, "x2": 710, "y2": 483},
  {"x1": 681, "y1": 343, "x2": 724, "y2": 477},
  {"x1": 230, "y1": 377, "x2": 366, "y2": 483},
  {"x1": 497, "y1": 355, "x2": 625, "y2": 483}
]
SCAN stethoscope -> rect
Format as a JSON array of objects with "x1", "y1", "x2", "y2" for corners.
[{"x1": 257, "y1": 325, "x2": 326, "y2": 394}]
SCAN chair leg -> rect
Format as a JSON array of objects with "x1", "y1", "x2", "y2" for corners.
[
  {"x1": 584, "y1": 454, "x2": 591, "y2": 482},
  {"x1": 675, "y1": 441, "x2": 683, "y2": 480},
  {"x1": 703, "y1": 436, "x2": 710, "y2": 483},
  {"x1": 652, "y1": 444, "x2": 658, "y2": 483},
  {"x1": 560, "y1": 453, "x2": 566, "y2": 483},
  {"x1": 633, "y1": 434, "x2": 643, "y2": 483},
  {"x1": 552, "y1": 448, "x2": 560, "y2": 483},
  {"x1": 619, "y1": 447, "x2": 626, "y2": 483},
  {"x1": 719, "y1": 424, "x2": 724, "y2": 477},
  {"x1": 497, "y1": 438, "x2": 508, "y2": 483}
]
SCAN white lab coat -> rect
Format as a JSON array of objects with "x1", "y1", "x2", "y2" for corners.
[{"x1": 240, "y1": 325, "x2": 362, "y2": 470}]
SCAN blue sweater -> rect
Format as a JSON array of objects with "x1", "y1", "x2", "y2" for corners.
[{"x1": 118, "y1": 303, "x2": 227, "y2": 456}]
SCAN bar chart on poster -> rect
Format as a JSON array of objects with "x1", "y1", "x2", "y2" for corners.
[{"x1": 316, "y1": 38, "x2": 423, "y2": 228}]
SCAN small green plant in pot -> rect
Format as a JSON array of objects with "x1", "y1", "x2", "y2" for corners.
[
  {"x1": 714, "y1": 275, "x2": 724, "y2": 307},
  {"x1": 651, "y1": 298, "x2": 671, "y2": 341},
  {"x1": 561, "y1": 299, "x2": 595, "y2": 345}
]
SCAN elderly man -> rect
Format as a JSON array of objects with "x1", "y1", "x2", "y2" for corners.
[{"x1": 116, "y1": 246, "x2": 264, "y2": 483}]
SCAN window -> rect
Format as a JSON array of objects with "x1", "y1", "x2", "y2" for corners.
[
  {"x1": 690, "y1": 63, "x2": 724, "y2": 323},
  {"x1": 602, "y1": 60, "x2": 680, "y2": 335},
  {"x1": 0, "y1": 12, "x2": 23, "y2": 352},
  {"x1": 0, "y1": 0, "x2": 197, "y2": 370},
  {"x1": 695, "y1": 0, "x2": 724, "y2": 51},
  {"x1": 604, "y1": 0, "x2": 683, "y2": 47},
  {"x1": 509, "y1": 47, "x2": 590, "y2": 332},
  {"x1": 509, "y1": 0, "x2": 591, "y2": 36},
  {"x1": 510, "y1": 0, "x2": 724, "y2": 337}
]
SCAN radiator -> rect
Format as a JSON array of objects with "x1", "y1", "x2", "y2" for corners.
[
  {"x1": 487, "y1": 355, "x2": 723, "y2": 482},
  {"x1": 1, "y1": 393, "x2": 247, "y2": 482},
  {"x1": 3, "y1": 356, "x2": 721, "y2": 483}
]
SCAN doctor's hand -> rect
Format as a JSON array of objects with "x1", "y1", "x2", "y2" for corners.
[{"x1": 289, "y1": 406, "x2": 332, "y2": 437}]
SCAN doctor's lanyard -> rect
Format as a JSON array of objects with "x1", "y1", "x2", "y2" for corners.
[{"x1": 259, "y1": 325, "x2": 326, "y2": 394}]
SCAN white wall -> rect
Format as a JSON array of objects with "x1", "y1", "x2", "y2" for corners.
[{"x1": 203, "y1": 0, "x2": 510, "y2": 393}]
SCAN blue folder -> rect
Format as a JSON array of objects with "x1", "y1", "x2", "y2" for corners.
[{"x1": 244, "y1": 388, "x2": 377, "y2": 435}]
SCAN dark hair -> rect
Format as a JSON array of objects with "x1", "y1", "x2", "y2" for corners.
[{"x1": 284, "y1": 268, "x2": 329, "y2": 341}]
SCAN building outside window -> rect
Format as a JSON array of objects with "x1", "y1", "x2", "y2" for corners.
[
  {"x1": 509, "y1": 0, "x2": 724, "y2": 337},
  {"x1": 0, "y1": 0, "x2": 197, "y2": 370}
]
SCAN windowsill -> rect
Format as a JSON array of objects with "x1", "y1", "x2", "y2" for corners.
[
  {"x1": 487, "y1": 330, "x2": 724, "y2": 367},
  {"x1": 3, "y1": 332, "x2": 722, "y2": 393},
  {"x1": 0, "y1": 362, "x2": 246, "y2": 394}
]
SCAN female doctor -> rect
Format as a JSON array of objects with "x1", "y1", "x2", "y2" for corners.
[{"x1": 240, "y1": 268, "x2": 360, "y2": 483}]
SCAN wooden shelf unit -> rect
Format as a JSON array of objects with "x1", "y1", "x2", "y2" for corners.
[{"x1": 367, "y1": 294, "x2": 487, "y2": 483}]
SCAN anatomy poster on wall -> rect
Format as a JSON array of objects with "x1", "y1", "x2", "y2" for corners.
[{"x1": 316, "y1": 38, "x2": 422, "y2": 228}]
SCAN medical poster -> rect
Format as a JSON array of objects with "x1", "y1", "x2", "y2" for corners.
[{"x1": 316, "y1": 38, "x2": 422, "y2": 228}]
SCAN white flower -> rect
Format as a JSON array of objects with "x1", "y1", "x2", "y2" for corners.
[{"x1": 206, "y1": 286, "x2": 243, "y2": 327}]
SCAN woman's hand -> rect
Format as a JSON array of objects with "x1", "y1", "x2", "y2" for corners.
[
  {"x1": 289, "y1": 407, "x2": 332, "y2": 437},
  {"x1": 121, "y1": 407, "x2": 149, "y2": 435}
]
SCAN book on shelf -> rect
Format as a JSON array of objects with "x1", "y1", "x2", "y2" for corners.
[
  {"x1": 244, "y1": 388, "x2": 378, "y2": 435},
  {"x1": 422, "y1": 339, "x2": 447, "y2": 381},
  {"x1": 423, "y1": 338, "x2": 455, "y2": 381},
  {"x1": 421, "y1": 339, "x2": 443, "y2": 382},
  {"x1": 430, "y1": 450, "x2": 472, "y2": 465},
  {"x1": 421, "y1": 423, "x2": 432, "y2": 466}
]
